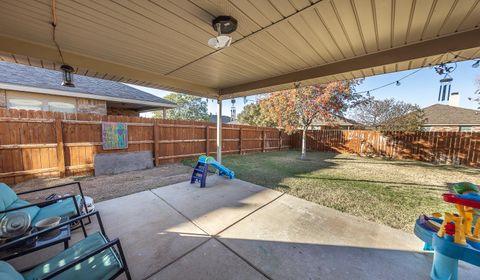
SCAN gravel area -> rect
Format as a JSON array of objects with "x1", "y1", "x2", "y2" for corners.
[{"x1": 12, "y1": 164, "x2": 193, "y2": 202}]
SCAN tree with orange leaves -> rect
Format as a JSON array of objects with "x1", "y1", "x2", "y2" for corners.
[{"x1": 260, "y1": 81, "x2": 360, "y2": 160}]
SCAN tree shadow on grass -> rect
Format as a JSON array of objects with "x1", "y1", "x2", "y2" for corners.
[
  {"x1": 293, "y1": 175, "x2": 449, "y2": 192},
  {"x1": 330, "y1": 157, "x2": 480, "y2": 174}
]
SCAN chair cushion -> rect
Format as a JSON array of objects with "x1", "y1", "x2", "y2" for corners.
[
  {"x1": 32, "y1": 196, "x2": 82, "y2": 224},
  {"x1": 0, "y1": 261, "x2": 24, "y2": 280},
  {"x1": 6, "y1": 200, "x2": 40, "y2": 222},
  {"x1": 24, "y1": 232, "x2": 122, "y2": 280},
  {"x1": 0, "y1": 183, "x2": 18, "y2": 212}
]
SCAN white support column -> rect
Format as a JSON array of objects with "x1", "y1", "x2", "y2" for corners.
[
  {"x1": 162, "y1": 108, "x2": 166, "y2": 119},
  {"x1": 216, "y1": 99, "x2": 222, "y2": 164}
]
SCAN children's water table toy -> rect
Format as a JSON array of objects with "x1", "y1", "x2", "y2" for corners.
[
  {"x1": 414, "y1": 182, "x2": 480, "y2": 280},
  {"x1": 190, "y1": 155, "x2": 235, "y2": 188}
]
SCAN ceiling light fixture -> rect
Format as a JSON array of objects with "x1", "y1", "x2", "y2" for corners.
[
  {"x1": 51, "y1": 0, "x2": 75, "y2": 87},
  {"x1": 207, "y1": 16, "x2": 238, "y2": 50}
]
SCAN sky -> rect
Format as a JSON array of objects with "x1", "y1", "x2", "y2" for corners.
[{"x1": 131, "y1": 59, "x2": 479, "y2": 117}]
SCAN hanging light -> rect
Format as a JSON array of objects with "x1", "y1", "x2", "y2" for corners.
[
  {"x1": 438, "y1": 75, "x2": 453, "y2": 101},
  {"x1": 396, "y1": 81, "x2": 401, "y2": 86},
  {"x1": 473, "y1": 60, "x2": 480, "y2": 68},
  {"x1": 60, "y1": 64, "x2": 75, "y2": 87}
]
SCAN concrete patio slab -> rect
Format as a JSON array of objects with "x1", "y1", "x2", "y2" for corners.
[
  {"x1": 9, "y1": 179, "x2": 480, "y2": 279},
  {"x1": 95, "y1": 191, "x2": 209, "y2": 280},
  {"x1": 149, "y1": 239, "x2": 268, "y2": 280},
  {"x1": 151, "y1": 177, "x2": 282, "y2": 235},
  {"x1": 217, "y1": 194, "x2": 479, "y2": 279}
]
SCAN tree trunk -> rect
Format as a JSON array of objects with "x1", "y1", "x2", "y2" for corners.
[{"x1": 300, "y1": 128, "x2": 307, "y2": 160}]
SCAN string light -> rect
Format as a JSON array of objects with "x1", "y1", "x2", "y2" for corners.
[
  {"x1": 355, "y1": 53, "x2": 451, "y2": 95},
  {"x1": 448, "y1": 52, "x2": 480, "y2": 69}
]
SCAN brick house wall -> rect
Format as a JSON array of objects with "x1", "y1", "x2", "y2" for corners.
[
  {"x1": 427, "y1": 126, "x2": 480, "y2": 132},
  {"x1": 0, "y1": 89, "x2": 6, "y2": 107},
  {"x1": 107, "y1": 107, "x2": 139, "y2": 116},
  {"x1": 76, "y1": 98, "x2": 107, "y2": 115}
]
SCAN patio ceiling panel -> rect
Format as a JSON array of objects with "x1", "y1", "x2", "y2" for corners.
[{"x1": 0, "y1": 0, "x2": 478, "y2": 99}]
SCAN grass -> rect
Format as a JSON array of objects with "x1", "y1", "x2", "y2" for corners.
[{"x1": 183, "y1": 151, "x2": 480, "y2": 232}]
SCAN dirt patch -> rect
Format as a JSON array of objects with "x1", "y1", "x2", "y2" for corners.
[{"x1": 12, "y1": 164, "x2": 193, "y2": 202}]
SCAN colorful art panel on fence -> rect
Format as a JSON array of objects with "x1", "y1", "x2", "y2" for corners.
[{"x1": 102, "y1": 122, "x2": 128, "y2": 150}]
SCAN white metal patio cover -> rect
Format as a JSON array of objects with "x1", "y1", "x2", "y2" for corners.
[{"x1": 0, "y1": 0, "x2": 479, "y2": 162}]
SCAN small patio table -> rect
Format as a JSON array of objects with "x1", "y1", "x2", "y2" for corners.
[{"x1": 0, "y1": 217, "x2": 71, "y2": 261}]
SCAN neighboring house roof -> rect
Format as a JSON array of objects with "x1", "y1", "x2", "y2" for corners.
[
  {"x1": 0, "y1": 61, "x2": 176, "y2": 109},
  {"x1": 422, "y1": 104, "x2": 480, "y2": 125},
  {"x1": 310, "y1": 114, "x2": 359, "y2": 127},
  {"x1": 209, "y1": 115, "x2": 232, "y2": 123}
]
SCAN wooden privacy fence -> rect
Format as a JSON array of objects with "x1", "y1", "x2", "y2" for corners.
[
  {"x1": 0, "y1": 108, "x2": 292, "y2": 184},
  {"x1": 292, "y1": 130, "x2": 480, "y2": 167}
]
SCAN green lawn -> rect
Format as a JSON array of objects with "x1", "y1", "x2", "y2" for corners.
[{"x1": 183, "y1": 151, "x2": 480, "y2": 232}]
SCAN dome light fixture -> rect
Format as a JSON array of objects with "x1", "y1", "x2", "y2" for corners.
[
  {"x1": 207, "y1": 16, "x2": 238, "y2": 50},
  {"x1": 60, "y1": 64, "x2": 75, "y2": 87}
]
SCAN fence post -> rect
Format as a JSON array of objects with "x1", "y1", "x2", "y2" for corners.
[
  {"x1": 262, "y1": 130, "x2": 266, "y2": 152},
  {"x1": 239, "y1": 128, "x2": 243, "y2": 154},
  {"x1": 205, "y1": 125, "x2": 209, "y2": 156},
  {"x1": 55, "y1": 117, "x2": 65, "y2": 177},
  {"x1": 279, "y1": 130, "x2": 282, "y2": 150},
  {"x1": 153, "y1": 120, "x2": 159, "y2": 166}
]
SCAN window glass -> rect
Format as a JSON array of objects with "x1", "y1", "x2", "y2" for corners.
[
  {"x1": 48, "y1": 102, "x2": 76, "y2": 113},
  {"x1": 460, "y1": 126, "x2": 472, "y2": 132},
  {"x1": 8, "y1": 98, "x2": 43, "y2": 110}
]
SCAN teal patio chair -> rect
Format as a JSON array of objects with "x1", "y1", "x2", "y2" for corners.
[
  {"x1": 0, "y1": 211, "x2": 131, "y2": 280},
  {"x1": 0, "y1": 182, "x2": 88, "y2": 236}
]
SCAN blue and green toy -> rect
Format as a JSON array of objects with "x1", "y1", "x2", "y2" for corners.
[
  {"x1": 414, "y1": 182, "x2": 480, "y2": 280},
  {"x1": 190, "y1": 155, "x2": 235, "y2": 188}
]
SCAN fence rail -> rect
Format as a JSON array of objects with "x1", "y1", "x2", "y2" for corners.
[
  {"x1": 291, "y1": 130, "x2": 480, "y2": 167},
  {"x1": 0, "y1": 108, "x2": 292, "y2": 184},
  {"x1": 1, "y1": 108, "x2": 477, "y2": 185}
]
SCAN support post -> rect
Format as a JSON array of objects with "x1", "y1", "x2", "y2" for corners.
[
  {"x1": 55, "y1": 117, "x2": 65, "y2": 177},
  {"x1": 216, "y1": 99, "x2": 222, "y2": 164},
  {"x1": 153, "y1": 120, "x2": 159, "y2": 166},
  {"x1": 162, "y1": 108, "x2": 166, "y2": 119},
  {"x1": 205, "y1": 125, "x2": 209, "y2": 156}
]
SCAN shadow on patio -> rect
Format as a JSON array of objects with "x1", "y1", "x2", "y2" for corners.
[{"x1": 8, "y1": 177, "x2": 480, "y2": 279}]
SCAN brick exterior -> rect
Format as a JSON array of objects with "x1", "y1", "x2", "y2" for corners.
[
  {"x1": 427, "y1": 126, "x2": 480, "y2": 132},
  {"x1": 76, "y1": 98, "x2": 107, "y2": 115},
  {"x1": 0, "y1": 90, "x2": 6, "y2": 108},
  {"x1": 107, "y1": 107, "x2": 139, "y2": 117}
]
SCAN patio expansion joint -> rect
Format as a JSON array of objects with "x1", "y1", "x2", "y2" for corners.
[
  {"x1": 149, "y1": 189, "x2": 210, "y2": 236},
  {"x1": 213, "y1": 237, "x2": 274, "y2": 280},
  {"x1": 142, "y1": 237, "x2": 213, "y2": 280},
  {"x1": 145, "y1": 189, "x2": 284, "y2": 279},
  {"x1": 213, "y1": 192, "x2": 285, "y2": 236}
]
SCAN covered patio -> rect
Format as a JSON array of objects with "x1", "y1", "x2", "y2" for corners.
[
  {"x1": 1, "y1": 1, "x2": 480, "y2": 279},
  {"x1": 8, "y1": 177, "x2": 479, "y2": 279}
]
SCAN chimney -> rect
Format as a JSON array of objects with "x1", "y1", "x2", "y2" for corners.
[{"x1": 448, "y1": 92, "x2": 460, "y2": 107}]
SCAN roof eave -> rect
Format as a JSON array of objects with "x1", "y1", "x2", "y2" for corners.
[{"x1": 0, "y1": 82, "x2": 177, "y2": 109}]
